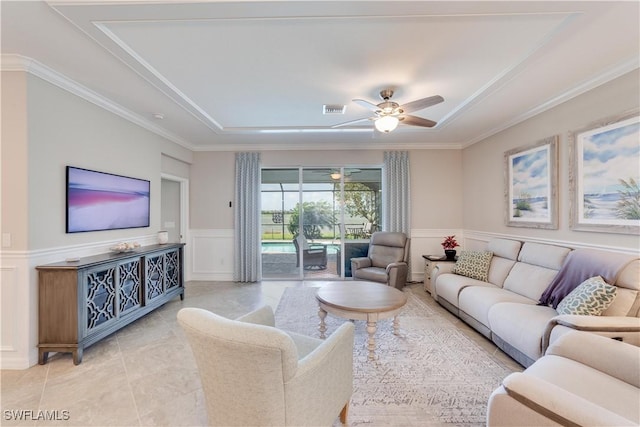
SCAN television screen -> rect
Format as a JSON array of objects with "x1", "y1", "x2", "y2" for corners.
[{"x1": 66, "y1": 166, "x2": 150, "y2": 233}]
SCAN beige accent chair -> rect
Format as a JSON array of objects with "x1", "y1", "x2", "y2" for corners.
[
  {"x1": 177, "y1": 305, "x2": 354, "y2": 426},
  {"x1": 351, "y1": 231, "x2": 410, "y2": 289},
  {"x1": 488, "y1": 331, "x2": 640, "y2": 426}
]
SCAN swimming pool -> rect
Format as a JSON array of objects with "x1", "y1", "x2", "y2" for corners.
[{"x1": 262, "y1": 241, "x2": 339, "y2": 255}]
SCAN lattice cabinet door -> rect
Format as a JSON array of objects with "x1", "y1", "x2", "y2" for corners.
[
  {"x1": 164, "y1": 249, "x2": 180, "y2": 291},
  {"x1": 145, "y1": 253, "x2": 165, "y2": 303},
  {"x1": 83, "y1": 266, "x2": 117, "y2": 334},
  {"x1": 118, "y1": 259, "x2": 142, "y2": 316}
]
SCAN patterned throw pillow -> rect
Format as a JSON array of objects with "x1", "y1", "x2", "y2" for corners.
[
  {"x1": 452, "y1": 251, "x2": 493, "y2": 282},
  {"x1": 556, "y1": 276, "x2": 617, "y2": 316}
]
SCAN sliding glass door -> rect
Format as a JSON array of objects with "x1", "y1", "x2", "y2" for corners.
[{"x1": 261, "y1": 167, "x2": 381, "y2": 279}]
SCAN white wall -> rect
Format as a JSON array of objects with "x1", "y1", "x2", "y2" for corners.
[
  {"x1": 0, "y1": 71, "x2": 192, "y2": 368},
  {"x1": 461, "y1": 69, "x2": 640, "y2": 252}
]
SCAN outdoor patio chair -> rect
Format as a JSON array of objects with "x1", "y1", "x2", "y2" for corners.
[{"x1": 293, "y1": 235, "x2": 328, "y2": 270}]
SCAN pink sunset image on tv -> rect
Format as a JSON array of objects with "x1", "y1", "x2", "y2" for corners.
[{"x1": 67, "y1": 167, "x2": 150, "y2": 233}]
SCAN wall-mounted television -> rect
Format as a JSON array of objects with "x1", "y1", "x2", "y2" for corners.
[{"x1": 66, "y1": 166, "x2": 150, "y2": 233}]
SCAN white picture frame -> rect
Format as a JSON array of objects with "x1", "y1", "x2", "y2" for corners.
[
  {"x1": 569, "y1": 109, "x2": 640, "y2": 234},
  {"x1": 504, "y1": 136, "x2": 559, "y2": 229}
]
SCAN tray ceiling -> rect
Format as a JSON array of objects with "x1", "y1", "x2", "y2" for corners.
[{"x1": 2, "y1": 1, "x2": 638, "y2": 151}]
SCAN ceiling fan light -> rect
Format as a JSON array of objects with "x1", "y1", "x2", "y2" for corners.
[
  {"x1": 330, "y1": 172, "x2": 341, "y2": 180},
  {"x1": 375, "y1": 116, "x2": 399, "y2": 133}
]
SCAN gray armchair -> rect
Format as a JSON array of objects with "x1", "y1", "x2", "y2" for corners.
[
  {"x1": 178, "y1": 305, "x2": 354, "y2": 426},
  {"x1": 351, "y1": 231, "x2": 410, "y2": 289}
]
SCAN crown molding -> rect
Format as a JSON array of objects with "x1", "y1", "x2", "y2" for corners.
[
  {"x1": 190, "y1": 140, "x2": 463, "y2": 152},
  {"x1": 1, "y1": 54, "x2": 197, "y2": 152},
  {"x1": 461, "y1": 56, "x2": 640, "y2": 148}
]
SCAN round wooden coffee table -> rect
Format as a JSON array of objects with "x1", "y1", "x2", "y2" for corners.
[{"x1": 315, "y1": 281, "x2": 408, "y2": 360}]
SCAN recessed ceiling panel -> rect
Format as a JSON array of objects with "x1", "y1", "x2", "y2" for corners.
[{"x1": 100, "y1": 13, "x2": 570, "y2": 131}]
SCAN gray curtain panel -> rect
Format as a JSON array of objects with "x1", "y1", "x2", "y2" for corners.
[
  {"x1": 233, "y1": 152, "x2": 262, "y2": 282},
  {"x1": 383, "y1": 151, "x2": 411, "y2": 235}
]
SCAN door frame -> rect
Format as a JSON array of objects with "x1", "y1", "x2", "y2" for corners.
[{"x1": 161, "y1": 173, "x2": 190, "y2": 278}]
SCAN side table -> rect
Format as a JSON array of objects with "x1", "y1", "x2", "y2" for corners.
[{"x1": 422, "y1": 254, "x2": 457, "y2": 295}]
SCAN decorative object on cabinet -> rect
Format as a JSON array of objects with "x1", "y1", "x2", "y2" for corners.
[
  {"x1": 504, "y1": 135, "x2": 559, "y2": 229},
  {"x1": 569, "y1": 108, "x2": 639, "y2": 235},
  {"x1": 157, "y1": 230, "x2": 169, "y2": 244},
  {"x1": 109, "y1": 241, "x2": 140, "y2": 253},
  {"x1": 36, "y1": 243, "x2": 185, "y2": 365},
  {"x1": 441, "y1": 235, "x2": 459, "y2": 260}
]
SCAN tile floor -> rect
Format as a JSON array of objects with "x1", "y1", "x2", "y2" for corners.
[{"x1": 1, "y1": 281, "x2": 520, "y2": 426}]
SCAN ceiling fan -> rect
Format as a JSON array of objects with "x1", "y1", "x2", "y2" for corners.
[
  {"x1": 310, "y1": 168, "x2": 361, "y2": 180},
  {"x1": 332, "y1": 89, "x2": 444, "y2": 133}
]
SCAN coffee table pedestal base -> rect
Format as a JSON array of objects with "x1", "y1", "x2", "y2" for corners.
[{"x1": 318, "y1": 303, "x2": 403, "y2": 360}]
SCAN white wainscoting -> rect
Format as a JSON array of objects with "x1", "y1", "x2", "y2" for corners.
[
  {"x1": 186, "y1": 228, "x2": 465, "y2": 283},
  {"x1": 1, "y1": 264, "x2": 19, "y2": 353},
  {"x1": 0, "y1": 234, "x2": 158, "y2": 369},
  {"x1": 462, "y1": 230, "x2": 640, "y2": 255},
  {"x1": 189, "y1": 229, "x2": 234, "y2": 281},
  {"x1": 0, "y1": 253, "x2": 40, "y2": 369},
  {"x1": 408, "y1": 229, "x2": 462, "y2": 282}
]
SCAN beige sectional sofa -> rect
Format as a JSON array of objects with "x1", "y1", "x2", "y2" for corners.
[
  {"x1": 431, "y1": 238, "x2": 640, "y2": 367},
  {"x1": 487, "y1": 330, "x2": 640, "y2": 426}
]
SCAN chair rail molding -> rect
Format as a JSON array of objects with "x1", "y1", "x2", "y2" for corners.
[
  {"x1": 463, "y1": 230, "x2": 640, "y2": 255},
  {"x1": 409, "y1": 228, "x2": 464, "y2": 282}
]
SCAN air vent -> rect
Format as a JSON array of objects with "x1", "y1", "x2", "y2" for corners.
[{"x1": 323, "y1": 104, "x2": 346, "y2": 115}]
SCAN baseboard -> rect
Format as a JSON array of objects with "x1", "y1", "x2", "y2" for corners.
[{"x1": 189, "y1": 272, "x2": 234, "y2": 281}]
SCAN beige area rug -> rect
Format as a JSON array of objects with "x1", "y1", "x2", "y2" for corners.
[{"x1": 275, "y1": 287, "x2": 515, "y2": 426}]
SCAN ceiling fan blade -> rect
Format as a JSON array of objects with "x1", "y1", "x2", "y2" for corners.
[
  {"x1": 400, "y1": 115, "x2": 437, "y2": 128},
  {"x1": 399, "y1": 95, "x2": 444, "y2": 114},
  {"x1": 331, "y1": 117, "x2": 372, "y2": 128},
  {"x1": 353, "y1": 99, "x2": 381, "y2": 112}
]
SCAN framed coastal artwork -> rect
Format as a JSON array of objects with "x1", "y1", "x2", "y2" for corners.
[
  {"x1": 504, "y1": 136, "x2": 559, "y2": 229},
  {"x1": 569, "y1": 109, "x2": 640, "y2": 234}
]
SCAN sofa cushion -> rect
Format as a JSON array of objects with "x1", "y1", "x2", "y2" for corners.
[
  {"x1": 452, "y1": 250, "x2": 493, "y2": 282},
  {"x1": 614, "y1": 259, "x2": 640, "y2": 317},
  {"x1": 556, "y1": 276, "x2": 617, "y2": 316},
  {"x1": 616, "y1": 259, "x2": 640, "y2": 290},
  {"x1": 503, "y1": 263, "x2": 561, "y2": 301},
  {"x1": 517, "y1": 242, "x2": 571, "y2": 270},
  {"x1": 487, "y1": 256, "x2": 517, "y2": 288},
  {"x1": 487, "y1": 238, "x2": 522, "y2": 260},
  {"x1": 435, "y1": 273, "x2": 496, "y2": 308},
  {"x1": 459, "y1": 287, "x2": 535, "y2": 330},
  {"x1": 603, "y1": 288, "x2": 639, "y2": 317},
  {"x1": 489, "y1": 302, "x2": 558, "y2": 362}
]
